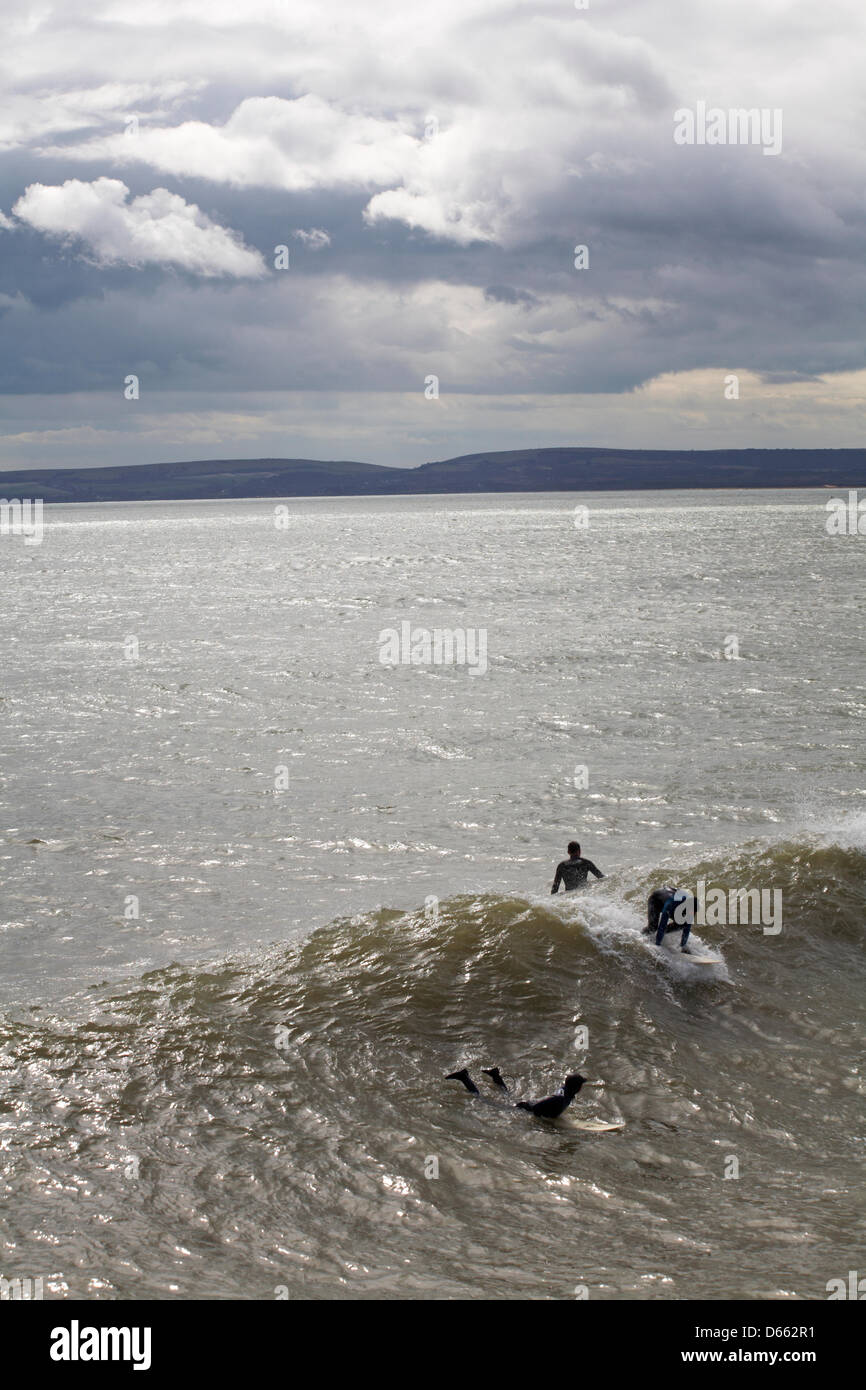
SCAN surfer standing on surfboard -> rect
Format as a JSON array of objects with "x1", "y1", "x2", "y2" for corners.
[
  {"x1": 550, "y1": 841, "x2": 605, "y2": 893},
  {"x1": 644, "y1": 887, "x2": 694, "y2": 953}
]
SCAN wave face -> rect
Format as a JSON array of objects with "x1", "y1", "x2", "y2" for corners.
[{"x1": 1, "y1": 831, "x2": 863, "y2": 1300}]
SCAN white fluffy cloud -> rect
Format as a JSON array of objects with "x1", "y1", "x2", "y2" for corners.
[
  {"x1": 11, "y1": 177, "x2": 266, "y2": 277},
  {"x1": 42, "y1": 95, "x2": 419, "y2": 192},
  {"x1": 40, "y1": 92, "x2": 511, "y2": 242}
]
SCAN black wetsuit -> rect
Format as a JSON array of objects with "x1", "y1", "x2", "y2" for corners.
[
  {"x1": 644, "y1": 887, "x2": 675, "y2": 935},
  {"x1": 448, "y1": 1068, "x2": 586, "y2": 1118},
  {"x1": 644, "y1": 887, "x2": 692, "y2": 949},
  {"x1": 551, "y1": 856, "x2": 604, "y2": 893},
  {"x1": 516, "y1": 1077, "x2": 585, "y2": 1119}
]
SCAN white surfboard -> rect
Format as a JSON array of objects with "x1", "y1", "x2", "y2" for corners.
[
  {"x1": 573, "y1": 1118, "x2": 625, "y2": 1132},
  {"x1": 659, "y1": 940, "x2": 721, "y2": 967}
]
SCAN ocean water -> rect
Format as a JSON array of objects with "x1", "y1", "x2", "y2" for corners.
[{"x1": 0, "y1": 489, "x2": 863, "y2": 1299}]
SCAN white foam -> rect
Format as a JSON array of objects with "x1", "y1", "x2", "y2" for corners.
[
  {"x1": 541, "y1": 888, "x2": 730, "y2": 979},
  {"x1": 815, "y1": 811, "x2": 866, "y2": 852}
]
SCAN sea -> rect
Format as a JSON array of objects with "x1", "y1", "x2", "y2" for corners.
[{"x1": 0, "y1": 488, "x2": 863, "y2": 1299}]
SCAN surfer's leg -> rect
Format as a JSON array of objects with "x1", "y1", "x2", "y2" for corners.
[
  {"x1": 446, "y1": 1068, "x2": 480, "y2": 1094},
  {"x1": 651, "y1": 891, "x2": 671, "y2": 945},
  {"x1": 680, "y1": 921, "x2": 691, "y2": 952},
  {"x1": 482, "y1": 1066, "x2": 509, "y2": 1092}
]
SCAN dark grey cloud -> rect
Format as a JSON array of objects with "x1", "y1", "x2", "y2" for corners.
[{"x1": 484, "y1": 285, "x2": 538, "y2": 307}]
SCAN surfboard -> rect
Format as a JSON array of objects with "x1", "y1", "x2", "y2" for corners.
[
  {"x1": 573, "y1": 1118, "x2": 625, "y2": 1132},
  {"x1": 659, "y1": 940, "x2": 721, "y2": 967}
]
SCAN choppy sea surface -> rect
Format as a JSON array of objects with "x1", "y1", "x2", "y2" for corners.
[{"x1": 1, "y1": 489, "x2": 863, "y2": 1299}]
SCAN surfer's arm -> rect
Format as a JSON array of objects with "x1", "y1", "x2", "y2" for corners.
[
  {"x1": 551, "y1": 866, "x2": 563, "y2": 894},
  {"x1": 587, "y1": 860, "x2": 604, "y2": 879}
]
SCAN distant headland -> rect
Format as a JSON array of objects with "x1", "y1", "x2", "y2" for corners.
[{"x1": 1, "y1": 448, "x2": 864, "y2": 504}]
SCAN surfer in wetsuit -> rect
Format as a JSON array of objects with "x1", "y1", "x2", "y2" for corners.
[
  {"x1": 446, "y1": 1067, "x2": 586, "y2": 1118},
  {"x1": 644, "y1": 887, "x2": 693, "y2": 953},
  {"x1": 551, "y1": 841, "x2": 605, "y2": 893}
]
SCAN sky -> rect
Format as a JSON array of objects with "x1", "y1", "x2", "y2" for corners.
[{"x1": 0, "y1": 0, "x2": 864, "y2": 472}]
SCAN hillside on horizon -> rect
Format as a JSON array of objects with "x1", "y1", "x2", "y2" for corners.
[{"x1": 1, "y1": 447, "x2": 864, "y2": 504}]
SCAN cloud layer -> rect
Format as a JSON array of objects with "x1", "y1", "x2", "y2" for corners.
[{"x1": 0, "y1": 0, "x2": 864, "y2": 468}]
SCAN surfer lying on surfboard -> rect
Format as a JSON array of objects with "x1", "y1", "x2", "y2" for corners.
[
  {"x1": 644, "y1": 887, "x2": 694, "y2": 953},
  {"x1": 446, "y1": 1067, "x2": 586, "y2": 1118}
]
